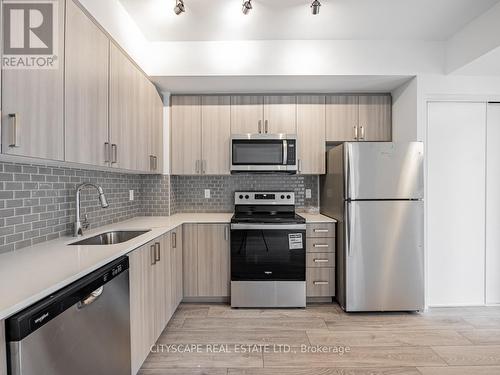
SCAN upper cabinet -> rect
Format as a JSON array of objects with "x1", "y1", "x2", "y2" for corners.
[
  {"x1": 171, "y1": 95, "x2": 231, "y2": 175},
  {"x1": 230, "y1": 95, "x2": 296, "y2": 135},
  {"x1": 65, "y1": 0, "x2": 109, "y2": 166},
  {"x1": 326, "y1": 95, "x2": 392, "y2": 142},
  {"x1": 0, "y1": 0, "x2": 163, "y2": 173},
  {"x1": 1, "y1": 0, "x2": 65, "y2": 160},
  {"x1": 297, "y1": 96, "x2": 326, "y2": 174}
]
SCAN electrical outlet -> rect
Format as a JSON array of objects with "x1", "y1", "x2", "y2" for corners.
[
  {"x1": 204, "y1": 189, "x2": 211, "y2": 199},
  {"x1": 129, "y1": 190, "x2": 134, "y2": 201},
  {"x1": 305, "y1": 189, "x2": 312, "y2": 199}
]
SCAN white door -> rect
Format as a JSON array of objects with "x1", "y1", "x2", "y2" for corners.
[
  {"x1": 487, "y1": 103, "x2": 500, "y2": 304},
  {"x1": 427, "y1": 102, "x2": 486, "y2": 306}
]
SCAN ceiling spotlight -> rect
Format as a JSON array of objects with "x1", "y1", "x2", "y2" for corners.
[
  {"x1": 242, "y1": 0, "x2": 252, "y2": 15},
  {"x1": 174, "y1": 0, "x2": 185, "y2": 15},
  {"x1": 311, "y1": 0, "x2": 321, "y2": 15}
]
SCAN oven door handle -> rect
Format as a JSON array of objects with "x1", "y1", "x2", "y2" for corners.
[{"x1": 230, "y1": 223, "x2": 306, "y2": 230}]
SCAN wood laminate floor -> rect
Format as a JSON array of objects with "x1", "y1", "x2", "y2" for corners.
[{"x1": 139, "y1": 303, "x2": 500, "y2": 375}]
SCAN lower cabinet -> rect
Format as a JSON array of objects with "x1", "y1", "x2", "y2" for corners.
[
  {"x1": 183, "y1": 224, "x2": 230, "y2": 298},
  {"x1": 170, "y1": 226, "x2": 184, "y2": 310},
  {"x1": 305, "y1": 223, "x2": 336, "y2": 297},
  {"x1": 129, "y1": 230, "x2": 181, "y2": 375}
]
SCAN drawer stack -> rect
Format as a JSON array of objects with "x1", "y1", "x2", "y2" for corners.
[{"x1": 305, "y1": 223, "x2": 336, "y2": 297}]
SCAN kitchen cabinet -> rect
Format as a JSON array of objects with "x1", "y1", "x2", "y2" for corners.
[
  {"x1": 109, "y1": 42, "x2": 141, "y2": 171},
  {"x1": 64, "y1": 0, "x2": 109, "y2": 166},
  {"x1": 486, "y1": 103, "x2": 500, "y2": 304},
  {"x1": 306, "y1": 223, "x2": 336, "y2": 298},
  {"x1": 326, "y1": 95, "x2": 391, "y2": 142},
  {"x1": 201, "y1": 96, "x2": 231, "y2": 175},
  {"x1": 1, "y1": 0, "x2": 65, "y2": 160},
  {"x1": 230, "y1": 95, "x2": 296, "y2": 134},
  {"x1": 264, "y1": 96, "x2": 297, "y2": 134},
  {"x1": 129, "y1": 235, "x2": 171, "y2": 374},
  {"x1": 230, "y1": 96, "x2": 264, "y2": 134},
  {"x1": 171, "y1": 96, "x2": 202, "y2": 175},
  {"x1": 182, "y1": 224, "x2": 230, "y2": 297},
  {"x1": 297, "y1": 96, "x2": 326, "y2": 174},
  {"x1": 170, "y1": 226, "x2": 184, "y2": 309},
  {"x1": 358, "y1": 95, "x2": 392, "y2": 141},
  {"x1": 150, "y1": 89, "x2": 164, "y2": 173}
]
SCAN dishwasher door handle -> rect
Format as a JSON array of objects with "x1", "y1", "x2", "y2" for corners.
[{"x1": 77, "y1": 286, "x2": 104, "y2": 309}]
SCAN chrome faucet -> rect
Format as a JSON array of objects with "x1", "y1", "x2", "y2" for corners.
[{"x1": 74, "y1": 183, "x2": 109, "y2": 237}]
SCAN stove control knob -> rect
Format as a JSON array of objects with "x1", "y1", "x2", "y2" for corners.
[
  {"x1": 280, "y1": 195, "x2": 285, "y2": 199},
  {"x1": 286, "y1": 195, "x2": 291, "y2": 199},
  {"x1": 245, "y1": 195, "x2": 249, "y2": 199},
  {"x1": 239, "y1": 195, "x2": 243, "y2": 199}
]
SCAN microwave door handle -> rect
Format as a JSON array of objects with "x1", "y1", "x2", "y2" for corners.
[{"x1": 283, "y1": 140, "x2": 288, "y2": 165}]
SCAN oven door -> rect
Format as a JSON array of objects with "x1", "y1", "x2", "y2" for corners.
[
  {"x1": 231, "y1": 224, "x2": 306, "y2": 281},
  {"x1": 231, "y1": 136, "x2": 297, "y2": 172}
]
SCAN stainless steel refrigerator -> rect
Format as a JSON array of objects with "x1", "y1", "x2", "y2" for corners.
[{"x1": 320, "y1": 142, "x2": 424, "y2": 312}]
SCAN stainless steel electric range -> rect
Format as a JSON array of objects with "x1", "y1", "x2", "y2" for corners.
[{"x1": 230, "y1": 191, "x2": 306, "y2": 308}]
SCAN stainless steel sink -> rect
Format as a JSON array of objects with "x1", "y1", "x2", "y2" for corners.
[{"x1": 69, "y1": 230, "x2": 151, "y2": 246}]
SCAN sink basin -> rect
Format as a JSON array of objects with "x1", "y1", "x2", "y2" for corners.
[{"x1": 69, "y1": 230, "x2": 151, "y2": 246}]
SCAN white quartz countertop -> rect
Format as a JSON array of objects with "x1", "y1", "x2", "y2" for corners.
[{"x1": 0, "y1": 212, "x2": 335, "y2": 320}]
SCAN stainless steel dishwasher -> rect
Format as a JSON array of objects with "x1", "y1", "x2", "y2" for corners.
[{"x1": 5, "y1": 257, "x2": 131, "y2": 375}]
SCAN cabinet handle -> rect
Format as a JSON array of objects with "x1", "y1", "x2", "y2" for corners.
[
  {"x1": 104, "y1": 142, "x2": 110, "y2": 163},
  {"x1": 313, "y1": 243, "x2": 329, "y2": 248},
  {"x1": 314, "y1": 259, "x2": 329, "y2": 263},
  {"x1": 149, "y1": 155, "x2": 154, "y2": 171},
  {"x1": 224, "y1": 226, "x2": 229, "y2": 241},
  {"x1": 195, "y1": 160, "x2": 200, "y2": 174},
  {"x1": 111, "y1": 144, "x2": 118, "y2": 164},
  {"x1": 353, "y1": 126, "x2": 358, "y2": 140},
  {"x1": 313, "y1": 281, "x2": 329, "y2": 285},
  {"x1": 298, "y1": 159, "x2": 302, "y2": 173},
  {"x1": 314, "y1": 229, "x2": 329, "y2": 233},
  {"x1": 172, "y1": 232, "x2": 177, "y2": 248},
  {"x1": 8, "y1": 113, "x2": 19, "y2": 147},
  {"x1": 265, "y1": 119, "x2": 268, "y2": 133},
  {"x1": 155, "y1": 242, "x2": 161, "y2": 262},
  {"x1": 154, "y1": 156, "x2": 158, "y2": 171},
  {"x1": 150, "y1": 245, "x2": 156, "y2": 265},
  {"x1": 258, "y1": 120, "x2": 262, "y2": 133},
  {"x1": 360, "y1": 126, "x2": 365, "y2": 140},
  {"x1": 202, "y1": 160, "x2": 206, "y2": 174}
]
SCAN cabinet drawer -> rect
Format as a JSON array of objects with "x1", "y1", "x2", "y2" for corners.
[
  {"x1": 306, "y1": 268, "x2": 335, "y2": 297},
  {"x1": 306, "y1": 237, "x2": 336, "y2": 253},
  {"x1": 306, "y1": 252, "x2": 335, "y2": 268},
  {"x1": 307, "y1": 223, "x2": 335, "y2": 238}
]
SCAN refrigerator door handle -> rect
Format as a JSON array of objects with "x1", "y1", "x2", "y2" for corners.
[
  {"x1": 346, "y1": 202, "x2": 352, "y2": 257},
  {"x1": 345, "y1": 143, "x2": 352, "y2": 199}
]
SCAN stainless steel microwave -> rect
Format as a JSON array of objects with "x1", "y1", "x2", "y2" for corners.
[{"x1": 230, "y1": 134, "x2": 297, "y2": 173}]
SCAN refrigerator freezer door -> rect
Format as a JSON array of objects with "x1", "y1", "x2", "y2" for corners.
[
  {"x1": 345, "y1": 142, "x2": 424, "y2": 200},
  {"x1": 345, "y1": 200, "x2": 424, "y2": 311}
]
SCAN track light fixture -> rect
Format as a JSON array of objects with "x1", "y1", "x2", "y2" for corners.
[
  {"x1": 242, "y1": 0, "x2": 252, "y2": 15},
  {"x1": 311, "y1": 0, "x2": 321, "y2": 15},
  {"x1": 174, "y1": 0, "x2": 185, "y2": 15}
]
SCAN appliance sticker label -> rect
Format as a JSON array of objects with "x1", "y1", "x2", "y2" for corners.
[{"x1": 288, "y1": 233, "x2": 303, "y2": 250}]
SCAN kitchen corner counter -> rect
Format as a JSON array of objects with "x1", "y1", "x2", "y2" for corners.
[
  {"x1": 0, "y1": 212, "x2": 334, "y2": 320},
  {"x1": 298, "y1": 213, "x2": 337, "y2": 223}
]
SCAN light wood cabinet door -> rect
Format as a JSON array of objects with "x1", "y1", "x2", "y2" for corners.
[
  {"x1": 155, "y1": 233, "x2": 171, "y2": 333},
  {"x1": 1, "y1": 0, "x2": 65, "y2": 160},
  {"x1": 230, "y1": 96, "x2": 264, "y2": 134},
  {"x1": 326, "y1": 95, "x2": 359, "y2": 142},
  {"x1": 197, "y1": 224, "x2": 230, "y2": 297},
  {"x1": 171, "y1": 96, "x2": 202, "y2": 175},
  {"x1": 129, "y1": 241, "x2": 155, "y2": 375},
  {"x1": 201, "y1": 96, "x2": 231, "y2": 175},
  {"x1": 136, "y1": 76, "x2": 153, "y2": 172},
  {"x1": 297, "y1": 96, "x2": 326, "y2": 174},
  {"x1": 359, "y1": 95, "x2": 392, "y2": 141},
  {"x1": 109, "y1": 42, "x2": 139, "y2": 170},
  {"x1": 151, "y1": 90, "x2": 164, "y2": 173},
  {"x1": 182, "y1": 224, "x2": 199, "y2": 297},
  {"x1": 264, "y1": 96, "x2": 297, "y2": 134},
  {"x1": 171, "y1": 226, "x2": 183, "y2": 308},
  {"x1": 64, "y1": 0, "x2": 109, "y2": 166}
]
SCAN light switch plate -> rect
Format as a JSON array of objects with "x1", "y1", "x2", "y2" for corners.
[
  {"x1": 305, "y1": 189, "x2": 312, "y2": 199},
  {"x1": 129, "y1": 190, "x2": 134, "y2": 201},
  {"x1": 204, "y1": 189, "x2": 210, "y2": 199}
]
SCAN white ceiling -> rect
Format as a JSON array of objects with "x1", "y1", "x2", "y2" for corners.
[
  {"x1": 119, "y1": 0, "x2": 500, "y2": 42},
  {"x1": 151, "y1": 75, "x2": 413, "y2": 94}
]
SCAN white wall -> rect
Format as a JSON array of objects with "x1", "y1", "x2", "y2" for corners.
[{"x1": 391, "y1": 77, "x2": 418, "y2": 141}]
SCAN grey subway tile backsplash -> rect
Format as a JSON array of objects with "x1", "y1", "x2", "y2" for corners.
[{"x1": 170, "y1": 174, "x2": 319, "y2": 214}]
